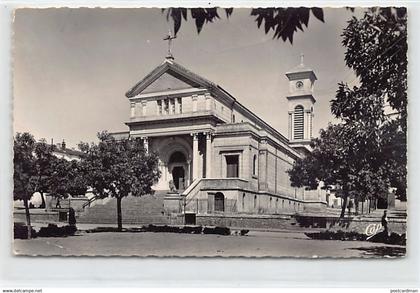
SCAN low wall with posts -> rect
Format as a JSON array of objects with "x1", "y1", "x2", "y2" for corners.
[
  {"x1": 168, "y1": 213, "x2": 406, "y2": 234},
  {"x1": 45, "y1": 195, "x2": 89, "y2": 212},
  {"x1": 195, "y1": 214, "x2": 299, "y2": 230},
  {"x1": 69, "y1": 198, "x2": 90, "y2": 212},
  {"x1": 14, "y1": 209, "x2": 60, "y2": 223},
  {"x1": 295, "y1": 215, "x2": 406, "y2": 234}
]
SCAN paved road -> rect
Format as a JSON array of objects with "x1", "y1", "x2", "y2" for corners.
[{"x1": 13, "y1": 230, "x2": 405, "y2": 258}]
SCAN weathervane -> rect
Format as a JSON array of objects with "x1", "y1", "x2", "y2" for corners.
[{"x1": 163, "y1": 29, "x2": 177, "y2": 60}]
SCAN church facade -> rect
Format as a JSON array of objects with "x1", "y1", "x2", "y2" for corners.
[{"x1": 113, "y1": 56, "x2": 327, "y2": 217}]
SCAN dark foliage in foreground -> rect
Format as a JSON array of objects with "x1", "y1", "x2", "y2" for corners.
[
  {"x1": 85, "y1": 225, "x2": 236, "y2": 236},
  {"x1": 163, "y1": 7, "x2": 325, "y2": 43},
  {"x1": 14, "y1": 223, "x2": 37, "y2": 239},
  {"x1": 14, "y1": 223, "x2": 77, "y2": 239},
  {"x1": 368, "y1": 230, "x2": 406, "y2": 246},
  {"x1": 305, "y1": 230, "x2": 406, "y2": 246},
  {"x1": 37, "y1": 224, "x2": 77, "y2": 238},
  {"x1": 202, "y1": 226, "x2": 231, "y2": 235}
]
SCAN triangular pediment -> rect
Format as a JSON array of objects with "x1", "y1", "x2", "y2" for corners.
[
  {"x1": 141, "y1": 71, "x2": 200, "y2": 94},
  {"x1": 126, "y1": 59, "x2": 212, "y2": 98}
]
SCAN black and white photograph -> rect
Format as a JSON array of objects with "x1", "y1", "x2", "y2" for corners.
[{"x1": 12, "y1": 7, "x2": 407, "y2": 258}]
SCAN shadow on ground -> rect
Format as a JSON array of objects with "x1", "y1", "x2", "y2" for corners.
[{"x1": 348, "y1": 246, "x2": 406, "y2": 257}]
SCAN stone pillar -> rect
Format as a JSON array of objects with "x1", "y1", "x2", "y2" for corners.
[
  {"x1": 292, "y1": 112, "x2": 296, "y2": 140},
  {"x1": 191, "y1": 133, "x2": 199, "y2": 180},
  {"x1": 142, "y1": 101, "x2": 147, "y2": 116},
  {"x1": 130, "y1": 102, "x2": 136, "y2": 118},
  {"x1": 205, "y1": 132, "x2": 212, "y2": 178},
  {"x1": 288, "y1": 112, "x2": 292, "y2": 140},
  {"x1": 305, "y1": 110, "x2": 311, "y2": 140},
  {"x1": 192, "y1": 95, "x2": 198, "y2": 112},
  {"x1": 258, "y1": 140, "x2": 268, "y2": 191},
  {"x1": 205, "y1": 93, "x2": 212, "y2": 111},
  {"x1": 310, "y1": 111, "x2": 314, "y2": 138},
  {"x1": 186, "y1": 160, "x2": 191, "y2": 186},
  {"x1": 142, "y1": 137, "x2": 149, "y2": 153}
]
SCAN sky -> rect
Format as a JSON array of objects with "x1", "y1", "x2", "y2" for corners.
[{"x1": 13, "y1": 7, "x2": 358, "y2": 148}]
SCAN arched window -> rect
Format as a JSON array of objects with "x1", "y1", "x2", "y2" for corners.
[
  {"x1": 214, "y1": 192, "x2": 225, "y2": 212},
  {"x1": 252, "y1": 154, "x2": 257, "y2": 176},
  {"x1": 294, "y1": 105, "x2": 304, "y2": 139},
  {"x1": 169, "y1": 151, "x2": 186, "y2": 164},
  {"x1": 242, "y1": 193, "x2": 246, "y2": 211},
  {"x1": 254, "y1": 195, "x2": 257, "y2": 209}
]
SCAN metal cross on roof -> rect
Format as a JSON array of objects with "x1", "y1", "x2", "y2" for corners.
[{"x1": 163, "y1": 29, "x2": 177, "y2": 60}]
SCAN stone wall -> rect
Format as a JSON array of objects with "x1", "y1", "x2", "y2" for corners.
[
  {"x1": 195, "y1": 214, "x2": 299, "y2": 230},
  {"x1": 181, "y1": 178, "x2": 324, "y2": 215},
  {"x1": 171, "y1": 213, "x2": 406, "y2": 234},
  {"x1": 295, "y1": 215, "x2": 407, "y2": 234},
  {"x1": 14, "y1": 210, "x2": 60, "y2": 223}
]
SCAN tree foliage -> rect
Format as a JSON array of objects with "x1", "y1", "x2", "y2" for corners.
[
  {"x1": 14, "y1": 133, "x2": 37, "y2": 238},
  {"x1": 32, "y1": 139, "x2": 56, "y2": 208},
  {"x1": 164, "y1": 7, "x2": 324, "y2": 43},
  {"x1": 334, "y1": 7, "x2": 407, "y2": 200},
  {"x1": 337, "y1": 7, "x2": 407, "y2": 122},
  {"x1": 288, "y1": 7, "x2": 407, "y2": 216},
  {"x1": 14, "y1": 133, "x2": 37, "y2": 201},
  {"x1": 79, "y1": 131, "x2": 161, "y2": 230},
  {"x1": 47, "y1": 157, "x2": 87, "y2": 200},
  {"x1": 14, "y1": 132, "x2": 89, "y2": 238}
]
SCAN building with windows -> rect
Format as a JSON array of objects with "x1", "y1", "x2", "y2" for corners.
[{"x1": 113, "y1": 55, "x2": 327, "y2": 217}]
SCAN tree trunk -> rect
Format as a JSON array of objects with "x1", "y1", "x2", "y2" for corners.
[
  {"x1": 340, "y1": 192, "x2": 348, "y2": 219},
  {"x1": 361, "y1": 199, "x2": 364, "y2": 215},
  {"x1": 40, "y1": 192, "x2": 46, "y2": 209},
  {"x1": 355, "y1": 198, "x2": 359, "y2": 215},
  {"x1": 117, "y1": 197, "x2": 122, "y2": 232},
  {"x1": 23, "y1": 197, "x2": 32, "y2": 239}
]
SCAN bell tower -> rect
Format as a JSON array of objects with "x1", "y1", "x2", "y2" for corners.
[{"x1": 286, "y1": 54, "x2": 317, "y2": 150}]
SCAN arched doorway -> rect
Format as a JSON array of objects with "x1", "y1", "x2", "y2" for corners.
[
  {"x1": 172, "y1": 166, "x2": 185, "y2": 190},
  {"x1": 169, "y1": 151, "x2": 187, "y2": 191},
  {"x1": 214, "y1": 192, "x2": 225, "y2": 212}
]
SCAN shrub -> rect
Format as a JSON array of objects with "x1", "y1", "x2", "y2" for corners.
[
  {"x1": 240, "y1": 229, "x2": 250, "y2": 236},
  {"x1": 85, "y1": 225, "x2": 233, "y2": 236},
  {"x1": 305, "y1": 230, "x2": 368, "y2": 241},
  {"x1": 14, "y1": 222, "x2": 37, "y2": 239},
  {"x1": 180, "y1": 226, "x2": 203, "y2": 234},
  {"x1": 37, "y1": 224, "x2": 77, "y2": 237},
  {"x1": 203, "y1": 226, "x2": 231, "y2": 235},
  {"x1": 369, "y1": 231, "x2": 406, "y2": 245}
]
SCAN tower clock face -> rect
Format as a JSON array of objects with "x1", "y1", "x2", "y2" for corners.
[{"x1": 296, "y1": 81, "x2": 304, "y2": 89}]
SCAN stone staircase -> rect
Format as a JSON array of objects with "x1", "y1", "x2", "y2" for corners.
[
  {"x1": 77, "y1": 191, "x2": 171, "y2": 225},
  {"x1": 363, "y1": 208, "x2": 407, "y2": 220}
]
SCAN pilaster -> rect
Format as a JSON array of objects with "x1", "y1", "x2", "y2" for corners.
[
  {"x1": 205, "y1": 132, "x2": 213, "y2": 178},
  {"x1": 191, "y1": 133, "x2": 199, "y2": 180}
]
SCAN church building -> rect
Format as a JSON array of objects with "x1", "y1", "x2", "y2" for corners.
[{"x1": 112, "y1": 53, "x2": 327, "y2": 217}]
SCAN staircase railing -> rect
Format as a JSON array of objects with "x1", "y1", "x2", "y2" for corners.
[
  {"x1": 181, "y1": 179, "x2": 203, "y2": 210},
  {"x1": 82, "y1": 195, "x2": 99, "y2": 210},
  {"x1": 182, "y1": 178, "x2": 250, "y2": 210}
]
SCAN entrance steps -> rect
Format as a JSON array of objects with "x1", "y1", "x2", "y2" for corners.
[{"x1": 77, "y1": 191, "x2": 171, "y2": 225}]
